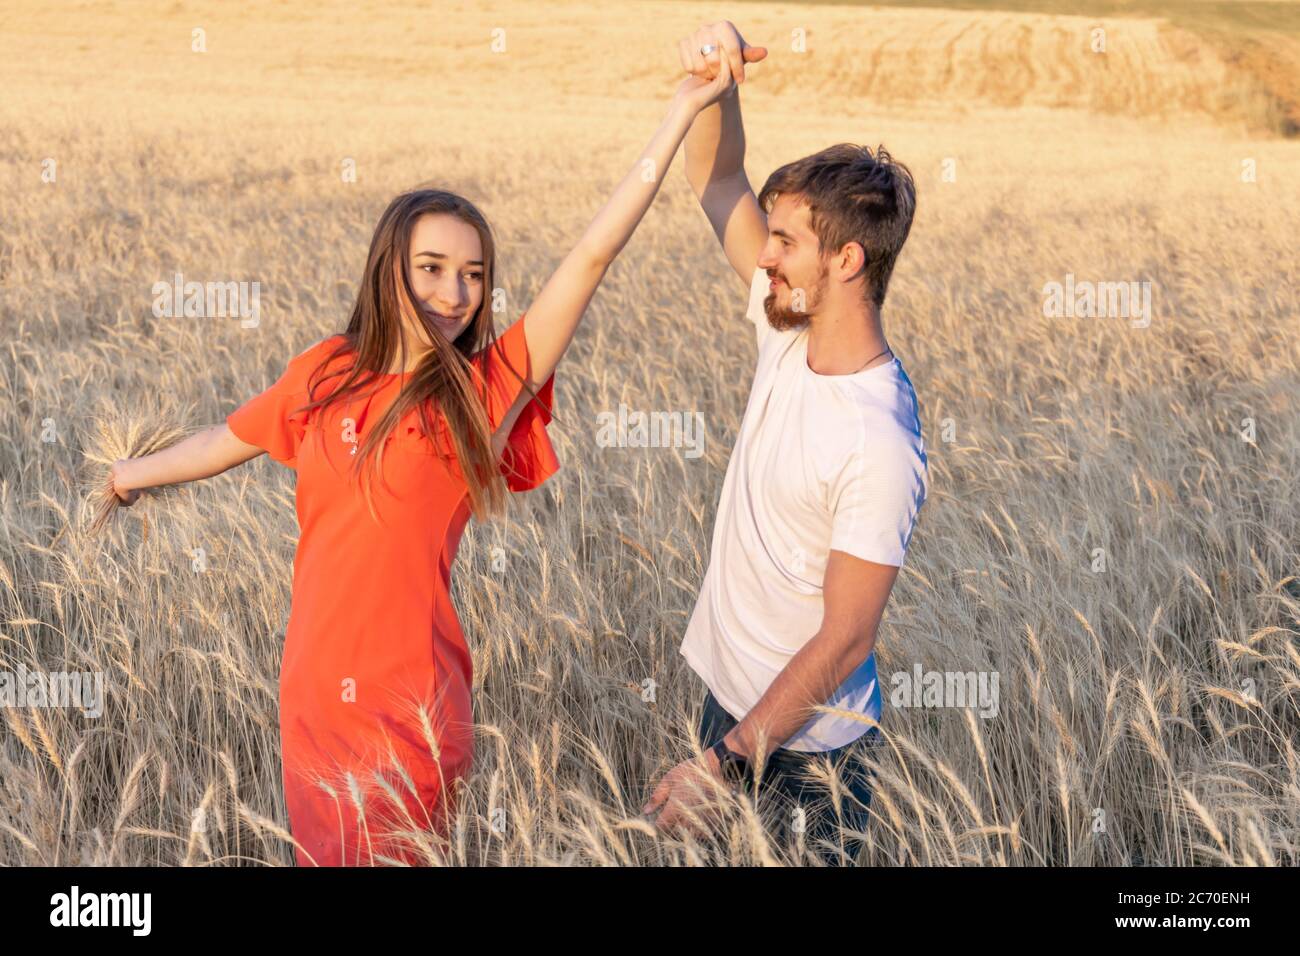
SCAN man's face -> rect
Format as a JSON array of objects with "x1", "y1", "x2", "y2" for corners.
[{"x1": 755, "y1": 194, "x2": 827, "y2": 331}]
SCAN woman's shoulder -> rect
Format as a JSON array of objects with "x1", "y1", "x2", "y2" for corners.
[
  {"x1": 271, "y1": 334, "x2": 353, "y2": 401},
  {"x1": 291, "y1": 333, "x2": 349, "y2": 363},
  {"x1": 285, "y1": 333, "x2": 352, "y2": 376}
]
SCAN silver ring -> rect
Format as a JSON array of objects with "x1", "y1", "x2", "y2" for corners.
[{"x1": 700, "y1": 44, "x2": 716, "y2": 56}]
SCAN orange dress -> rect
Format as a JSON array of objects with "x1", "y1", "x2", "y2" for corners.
[{"x1": 226, "y1": 318, "x2": 558, "y2": 866}]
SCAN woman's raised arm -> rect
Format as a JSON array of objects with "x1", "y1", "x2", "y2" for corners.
[{"x1": 513, "y1": 55, "x2": 741, "y2": 394}]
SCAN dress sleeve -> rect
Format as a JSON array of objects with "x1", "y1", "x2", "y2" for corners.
[
  {"x1": 476, "y1": 316, "x2": 560, "y2": 492},
  {"x1": 226, "y1": 338, "x2": 333, "y2": 470}
]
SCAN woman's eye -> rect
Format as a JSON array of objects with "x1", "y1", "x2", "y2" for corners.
[
  {"x1": 421, "y1": 264, "x2": 440, "y2": 274},
  {"x1": 467, "y1": 272, "x2": 483, "y2": 281}
]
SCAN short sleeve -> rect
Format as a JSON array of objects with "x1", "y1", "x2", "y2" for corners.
[
  {"x1": 226, "y1": 337, "x2": 337, "y2": 469},
  {"x1": 828, "y1": 435, "x2": 928, "y2": 567},
  {"x1": 475, "y1": 316, "x2": 560, "y2": 492}
]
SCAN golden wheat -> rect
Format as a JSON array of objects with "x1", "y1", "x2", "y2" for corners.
[{"x1": 0, "y1": 0, "x2": 1297, "y2": 866}]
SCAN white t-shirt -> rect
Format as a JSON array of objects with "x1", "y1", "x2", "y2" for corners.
[{"x1": 680, "y1": 266, "x2": 929, "y2": 752}]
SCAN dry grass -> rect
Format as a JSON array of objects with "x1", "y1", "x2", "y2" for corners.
[
  {"x1": 817, "y1": 0, "x2": 1300, "y2": 134},
  {"x1": 1, "y1": 0, "x2": 1298, "y2": 866}
]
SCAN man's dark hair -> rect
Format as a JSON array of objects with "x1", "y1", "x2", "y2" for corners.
[{"x1": 757, "y1": 143, "x2": 916, "y2": 309}]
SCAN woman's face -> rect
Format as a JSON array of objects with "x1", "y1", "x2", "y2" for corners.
[{"x1": 406, "y1": 212, "x2": 485, "y2": 343}]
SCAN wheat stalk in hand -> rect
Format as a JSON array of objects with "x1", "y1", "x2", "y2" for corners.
[{"x1": 82, "y1": 403, "x2": 195, "y2": 536}]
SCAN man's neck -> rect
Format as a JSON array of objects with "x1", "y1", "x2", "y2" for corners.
[{"x1": 805, "y1": 301, "x2": 889, "y2": 376}]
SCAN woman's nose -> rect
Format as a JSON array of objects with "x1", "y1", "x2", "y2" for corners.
[{"x1": 437, "y1": 279, "x2": 467, "y2": 309}]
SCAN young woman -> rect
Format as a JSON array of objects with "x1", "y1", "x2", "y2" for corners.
[{"x1": 108, "y1": 60, "x2": 740, "y2": 866}]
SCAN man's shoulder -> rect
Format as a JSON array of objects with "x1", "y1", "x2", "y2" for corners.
[
  {"x1": 834, "y1": 365, "x2": 923, "y2": 439},
  {"x1": 824, "y1": 373, "x2": 928, "y2": 483}
]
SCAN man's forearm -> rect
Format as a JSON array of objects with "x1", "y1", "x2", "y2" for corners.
[
  {"x1": 721, "y1": 627, "x2": 878, "y2": 761},
  {"x1": 684, "y1": 86, "x2": 747, "y2": 194}
]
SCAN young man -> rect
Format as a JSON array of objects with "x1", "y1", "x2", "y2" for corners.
[{"x1": 643, "y1": 22, "x2": 930, "y2": 865}]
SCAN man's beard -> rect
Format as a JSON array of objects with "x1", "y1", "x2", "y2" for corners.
[{"x1": 765, "y1": 265, "x2": 828, "y2": 331}]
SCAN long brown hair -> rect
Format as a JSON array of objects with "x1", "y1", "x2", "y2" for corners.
[{"x1": 293, "y1": 189, "x2": 532, "y2": 523}]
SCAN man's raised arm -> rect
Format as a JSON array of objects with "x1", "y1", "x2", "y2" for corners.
[{"x1": 679, "y1": 21, "x2": 769, "y2": 286}]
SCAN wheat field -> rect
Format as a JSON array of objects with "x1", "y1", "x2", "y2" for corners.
[{"x1": 1, "y1": 0, "x2": 1298, "y2": 866}]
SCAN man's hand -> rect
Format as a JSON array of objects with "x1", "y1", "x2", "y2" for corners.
[
  {"x1": 671, "y1": 43, "x2": 738, "y2": 116},
  {"x1": 642, "y1": 750, "x2": 734, "y2": 837},
  {"x1": 677, "y1": 20, "x2": 767, "y2": 84}
]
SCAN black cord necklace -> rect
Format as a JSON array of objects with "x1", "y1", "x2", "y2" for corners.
[{"x1": 854, "y1": 345, "x2": 893, "y2": 372}]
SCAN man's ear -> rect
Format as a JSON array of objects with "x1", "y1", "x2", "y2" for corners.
[{"x1": 835, "y1": 241, "x2": 867, "y2": 283}]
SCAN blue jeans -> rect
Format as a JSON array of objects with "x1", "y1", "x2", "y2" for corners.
[{"x1": 697, "y1": 689, "x2": 881, "y2": 866}]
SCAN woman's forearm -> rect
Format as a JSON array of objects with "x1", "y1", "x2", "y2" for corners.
[
  {"x1": 573, "y1": 97, "x2": 698, "y2": 269},
  {"x1": 516, "y1": 94, "x2": 703, "y2": 384},
  {"x1": 117, "y1": 424, "x2": 253, "y2": 491}
]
